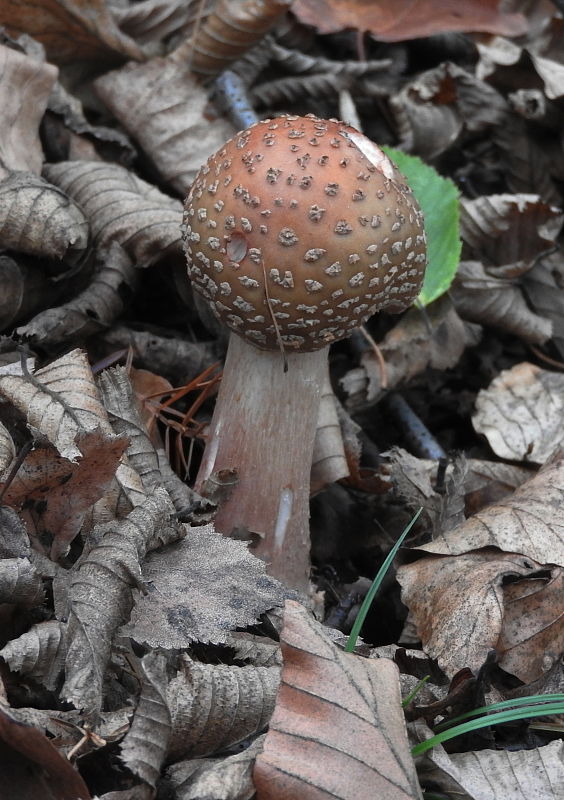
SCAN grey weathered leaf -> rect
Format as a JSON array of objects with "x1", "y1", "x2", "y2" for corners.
[
  {"x1": 0, "y1": 558, "x2": 43, "y2": 606},
  {"x1": 17, "y1": 243, "x2": 138, "y2": 346},
  {"x1": 0, "y1": 172, "x2": 89, "y2": 260},
  {"x1": 166, "y1": 734, "x2": 265, "y2": 800},
  {"x1": 473, "y1": 362, "x2": 564, "y2": 463},
  {"x1": 44, "y1": 161, "x2": 182, "y2": 266},
  {"x1": 124, "y1": 524, "x2": 288, "y2": 648},
  {"x1": 62, "y1": 487, "x2": 180, "y2": 712},
  {"x1": 167, "y1": 655, "x2": 280, "y2": 760},
  {"x1": 94, "y1": 53, "x2": 234, "y2": 194},
  {"x1": 120, "y1": 652, "x2": 171, "y2": 788},
  {"x1": 0, "y1": 620, "x2": 64, "y2": 691}
]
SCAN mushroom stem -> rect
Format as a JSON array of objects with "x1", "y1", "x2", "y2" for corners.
[{"x1": 196, "y1": 332, "x2": 327, "y2": 592}]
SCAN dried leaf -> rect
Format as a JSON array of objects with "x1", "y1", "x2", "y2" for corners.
[
  {"x1": 253, "y1": 600, "x2": 422, "y2": 800},
  {"x1": 0, "y1": 348, "x2": 112, "y2": 461},
  {"x1": 44, "y1": 161, "x2": 182, "y2": 266},
  {"x1": 423, "y1": 739, "x2": 564, "y2": 800},
  {"x1": 397, "y1": 550, "x2": 544, "y2": 677},
  {"x1": 0, "y1": 44, "x2": 57, "y2": 175},
  {"x1": 0, "y1": 172, "x2": 89, "y2": 260},
  {"x1": 292, "y1": 0, "x2": 528, "y2": 41},
  {"x1": 0, "y1": 700, "x2": 91, "y2": 799},
  {"x1": 167, "y1": 655, "x2": 280, "y2": 760},
  {"x1": 17, "y1": 244, "x2": 138, "y2": 347},
  {"x1": 124, "y1": 524, "x2": 287, "y2": 648},
  {"x1": 0, "y1": 557, "x2": 43, "y2": 606},
  {"x1": 310, "y1": 368, "x2": 348, "y2": 493},
  {"x1": 451, "y1": 260, "x2": 552, "y2": 344},
  {"x1": 166, "y1": 734, "x2": 265, "y2": 800},
  {"x1": 420, "y1": 451, "x2": 564, "y2": 566},
  {"x1": 0, "y1": 620, "x2": 64, "y2": 691},
  {"x1": 522, "y1": 249, "x2": 564, "y2": 360},
  {"x1": 0, "y1": 0, "x2": 145, "y2": 64},
  {"x1": 120, "y1": 652, "x2": 171, "y2": 788},
  {"x1": 62, "y1": 487, "x2": 180, "y2": 712},
  {"x1": 473, "y1": 362, "x2": 564, "y2": 463},
  {"x1": 498, "y1": 569, "x2": 564, "y2": 683},
  {"x1": 94, "y1": 56, "x2": 234, "y2": 194},
  {"x1": 0, "y1": 419, "x2": 15, "y2": 474}
]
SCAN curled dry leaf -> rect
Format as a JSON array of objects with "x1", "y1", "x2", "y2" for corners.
[
  {"x1": 390, "y1": 62, "x2": 508, "y2": 161},
  {"x1": 0, "y1": 558, "x2": 43, "y2": 606},
  {"x1": 0, "y1": 44, "x2": 57, "y2": 176},
  {"x1": 460, "y1": 193, "x2": 563, "y2": 267},
  {"x1": 292, "y1": 0, "x2": 528, "y2": 41},
  {"x1": 17, "y1": 243, "x2": 138, "y2": 347},
  {"x1": 61, "y1": 487, "x2": 181, "y2": 712},
  {"x1": 341, "y1": 296, "x2": 472, "y2": 411},
  {"x1": 166, "y1": 734, "x2": 265, "y2": 800},
  {"x1": 0, "y1": 620, "x2": 64, "y2": 691},
  {"x1": 94, "y1": 56, "x2": 234, "y2": 194},
  {"x1": 523, "y1": 249, "x2": 564, "y2": 360},
  {"x1": 0, "y1": 0, "x2": 144, "y2": 64},
  {"x1": 120, "y1": 652, "x2": 171, "y2": 788},
  {"x1": 253, "y1": 600, "x2": 421, "y2": 800},
  {"x1": 123, "y1": 524, "x2": 288, "y2": 649},
  {"x1": 451, "y1": 260, "x2": 552, "y2": 345},
  {"x1": 397, "y1": 550, "x2": 551, "y2": 678},
  {"x1": 0, "y1": 701, "x2": 91, "y2": 800},
  {"x1": 44, "y1": 161, "x2": 183, "y2": 266},
  {"x1": 473, "y1": 362, "x2": 564, "y2": 463},
  {"x1": 310, "y1": 366, "x2": 348, "y2": 493},
  {"x1": 0, "y1": 419, "x2": 15, "y2": 474},
  {"x1": 421, "y1": 738, "x2": 564, "y2": 800},
  {"x1": 419, "y1": 449, "x2": 564, "y2": 566},
  {"x1": 167, "y1": 655, "x2": 280, "y2": 761},
  {"x1": 112, "y1": 0, "x2": 200, "y2": 50},
  {"x1": 0, "y1": 172, "x2": 89, "y2": 261}
]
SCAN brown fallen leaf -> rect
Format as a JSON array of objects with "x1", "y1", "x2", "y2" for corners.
[
  {"x1": 473, "y1": 362, "x2": 564, "y2": 463},
  {"x1": 397, "y1": 550, "x2": 562, "y2": 679},
  {"x1": 418, "y1": 449, "x2": 564, "y2": 566},
  {"x1": 292, "y1": 0, "x2": 528, "y2": 41},
  {"x1": 0, "y1": 0, "x2": 145, "y2": 64},
  {"x1": 253, "y1": 600, "x2": 422, "y2": 800}
]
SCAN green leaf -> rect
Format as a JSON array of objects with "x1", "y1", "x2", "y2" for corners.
[{"x1": 383, "y1": 146, "x2": 461, "y2": 306}]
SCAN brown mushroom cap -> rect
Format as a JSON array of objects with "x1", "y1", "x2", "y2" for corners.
[{"x1": 183, "y1": 114, "x2": 426, "y2": 352}]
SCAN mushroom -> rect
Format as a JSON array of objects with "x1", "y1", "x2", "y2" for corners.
[{"x1": 183, "y1": 114, "x2": 426, "y2": 592}]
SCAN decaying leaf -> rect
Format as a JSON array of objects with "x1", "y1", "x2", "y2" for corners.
[
  {"x1": 420, "y1": 738, "x2": 564, "y2": 800},
  {"x1": 397, "y1": 550, "x2": 561, "y2": 679},
  {"x1": 120, "y1": 652, "x2": 171, "y2": 788},
  {"x1": 124, "y1": 524, "x2": 288, "y2": 648},
  {"x1": 253, "y1": 600, "x2": 422, "y2": 800},
  {"x1": 419, "y1": 449, "x2": 564, "y2": 566},
  {"x1": 165, "y1": 734, "x2": 265, "y2": 800},
  {"x1": 61, "y1": 487, "x2": 182, "y2": 712},
  {"x1": 0, "y1": 419, "x2": 15, "y2": 473},
  {"x1": 17, "y1": 243, "x2": 138, "y2": 347},
  {"x1": 94, "y1": 52, "x2": 234, "y2": 195},
  {"x1": 0, "y1": 0, "x2": 145, "y2": 64},
  {"x1": 473, "y1": 362, "x2": 564, "y2": 463},
  {"x1": 44, "y1": 161, "x2": 183, "y2": 266},
  {"x1": 0, "y1": 44, "x2": 57, "y2": 176},
  {"x1": 0, "y1": 620, "x2": 64, "y2": 691},
  {"x1": 167, "y1": 655, "x2": 280, "y2": 761},
  {"x1": 0, "y1": 557, "x2": 43, "y2": 606},
  {"x1": 310, "y1": 367, "x2": 348, "y2": 493}
]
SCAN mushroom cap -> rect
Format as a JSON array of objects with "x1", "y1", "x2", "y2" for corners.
[{"x1": 183, "y1": 114, "x2": 426, "y2": 352}]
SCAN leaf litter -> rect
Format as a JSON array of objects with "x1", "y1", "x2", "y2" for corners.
[{"x1": 0, "y1": 1, "x2": 563, "y2": 799}]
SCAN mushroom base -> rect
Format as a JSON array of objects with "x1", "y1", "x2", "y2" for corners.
[{"x1": 196, "y1": 333, "x2": 328, "y2": 593}]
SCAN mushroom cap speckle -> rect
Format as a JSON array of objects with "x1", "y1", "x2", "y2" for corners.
[{"x1": 183, "y1": 114, "x2": 426, "y2": 352}]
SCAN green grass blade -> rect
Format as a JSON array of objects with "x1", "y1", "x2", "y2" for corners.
[
  {"x1": 345, "y1": 507, "x2": 423, "y2": 653},
  {"x1": 402, "y1": 675, "x2": 431, "y2": 708},
  {"x1": 433, "y1": 693, "x2": 564, "y2": 731},
  {"x1": 412, "y1": 702, "x2": 564, "y2": 756}
]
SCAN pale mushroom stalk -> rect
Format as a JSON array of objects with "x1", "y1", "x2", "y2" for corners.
[
  {"x1": 195, "y1": 334, "x2": 327, "y2": 591},
  {"x1": 183, "y1": 114, "x2": 427, "y2": 593}
]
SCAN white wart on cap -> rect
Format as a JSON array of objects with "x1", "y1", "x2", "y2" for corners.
[{"x1": 183, "y1": 114, "x2": 426, "y2": 352}]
